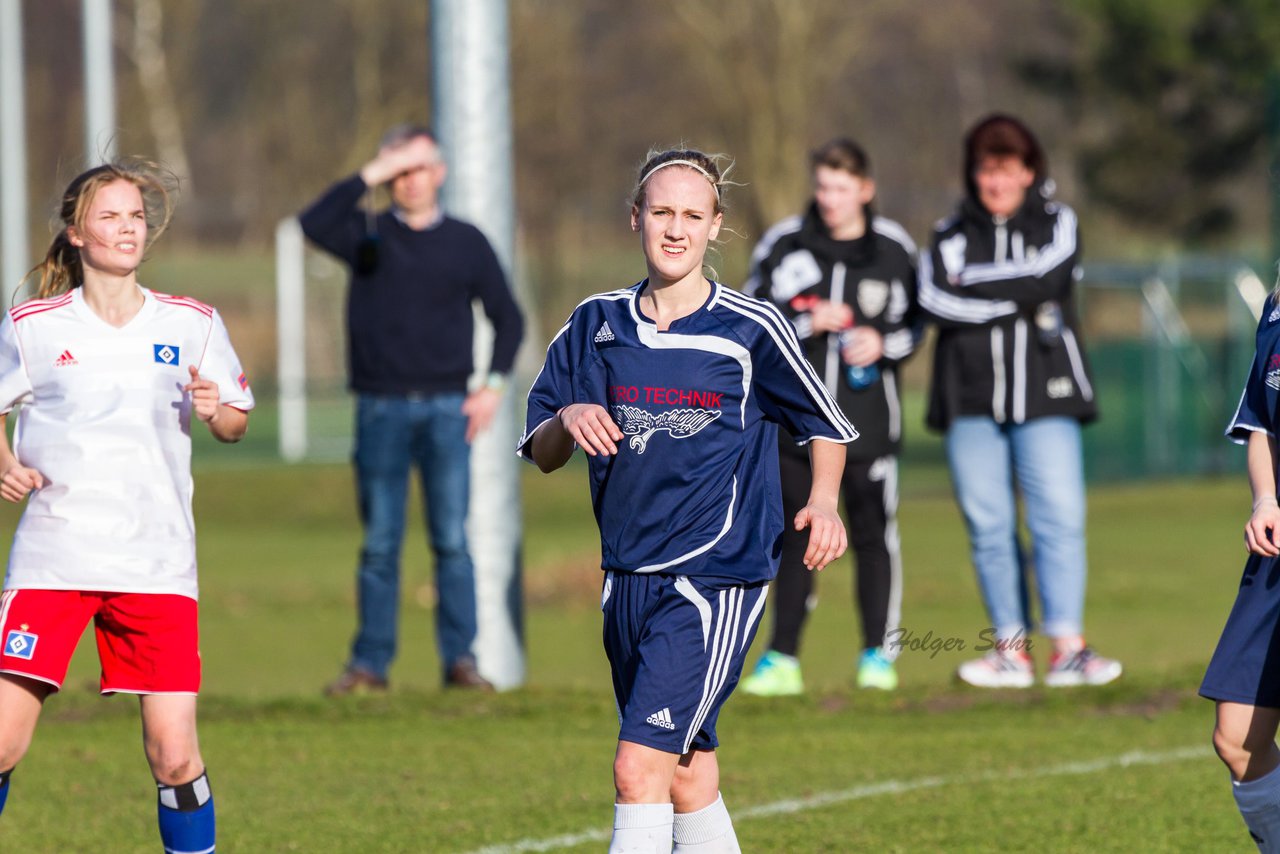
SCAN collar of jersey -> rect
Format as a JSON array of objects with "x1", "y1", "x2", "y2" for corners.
[
  {"x1": 71, "y1": 284, "x2": 157, "y2": 332},
  {"x1": 630, "y1": 279, "x2": 721, "y2": 331}
]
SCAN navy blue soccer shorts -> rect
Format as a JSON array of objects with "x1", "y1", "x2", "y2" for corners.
[
  {"x1": 1201, "y1": 552, "x2": 1280, "y2": 708},
  {"x1": 601, "y1": 571, "x2": 769, "y2": 755}
]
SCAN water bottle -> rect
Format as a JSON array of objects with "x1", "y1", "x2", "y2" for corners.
[
  {"x1": 839, "y1": 329, "x2": 880, "y2": 390},
  {"x1": 845, "y1": 362, "x2": 881, "y2": 390},
  {"x1": 1034, "y1": 301, "x2": 1063, "y2": 347}
]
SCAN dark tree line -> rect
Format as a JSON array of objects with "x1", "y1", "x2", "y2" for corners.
[{"x1": 11, "y1": 0, "x2": 1280, "y2": 315}]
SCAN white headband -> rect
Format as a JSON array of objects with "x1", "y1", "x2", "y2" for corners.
[{"x1": 639, "y1": 159, "x2": 720, "y2": 198}]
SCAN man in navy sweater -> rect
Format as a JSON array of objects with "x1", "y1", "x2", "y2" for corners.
[{"x1": 300, "y1": 125, "x2": 524, "y2": 693}]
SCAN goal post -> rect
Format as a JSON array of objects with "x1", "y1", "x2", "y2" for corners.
[
  {"x1": 431, "y1": 0, "x2": 525, "y2": 691},
  {"x1": 275, "y1": 216, "x2": 307, "y2": 463}
]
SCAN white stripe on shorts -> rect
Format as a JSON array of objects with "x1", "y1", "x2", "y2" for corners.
[
  {"x1": 684, "y1": 585, "x2": 746, "y2": 754},
  {"x1": 675, "y1": 576, "x2": 714, "y2": 649}
]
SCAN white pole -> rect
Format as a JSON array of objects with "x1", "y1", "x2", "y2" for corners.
[
  {"x1": 1, "y1": 0, "x2": 29, "y2": 306},
  {"x1": 431, "y1": 0, "x2": 525, "y2": 690},
  {"x1": 82, "y1": 0, "x2": 117, "y2": 164},
  {"x1": 275, "y1": 216, "x2": 308, "y2": 462}
]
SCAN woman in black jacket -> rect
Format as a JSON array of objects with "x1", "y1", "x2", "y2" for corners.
[{"x1": 919, "y1": 114, "x2": 1120, "y2": 688}]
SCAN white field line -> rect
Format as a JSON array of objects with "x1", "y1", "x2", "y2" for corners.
[{"x1": 461, "y1": 745, "x2": 1209, "y2": 854}]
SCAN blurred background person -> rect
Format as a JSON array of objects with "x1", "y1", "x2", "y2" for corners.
[
  {"x1": 741, "y1": 138, "x2": 919, "y2": 694},
  {"x1": 299, "y1": 125, "x2": 525, "y2": 695},
  {"x1": 918, "y1": 113, "x2": 1120, "y2": 689}
]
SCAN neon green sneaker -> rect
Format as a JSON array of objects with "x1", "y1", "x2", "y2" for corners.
[
  {"x1": 740, "y1": 650, "x2": 803, "y2": 696},
  {"x1": 856, "y1": 647, "x2": 898, "y2": 690}
]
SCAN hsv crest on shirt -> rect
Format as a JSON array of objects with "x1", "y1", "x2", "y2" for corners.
[{"x1": 153, "y1": 343, "x2": 181, "y2": 365}]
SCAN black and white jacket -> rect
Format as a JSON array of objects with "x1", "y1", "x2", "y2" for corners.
[
  {"x1": 744, "y1": 204, "x2": 919, "y2": 462},
  {"x1": 918, "y1": 184, "x2": 1097, "y2": 432}
]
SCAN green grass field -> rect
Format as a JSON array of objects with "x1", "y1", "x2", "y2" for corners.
[{"x1": 0, "y1": 452, "x2": 1259, "y2": 851}]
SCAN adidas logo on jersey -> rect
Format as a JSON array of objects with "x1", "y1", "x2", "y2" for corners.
[
  {"x1": 594, "y1": 322, "x2": 615, "y2": 343},
  {"x1": 645, "y1": 708, "x2": 676, "y2": 730},
  {"x1": 53, "y1": 349, "x2": 77, "y2": 367}
]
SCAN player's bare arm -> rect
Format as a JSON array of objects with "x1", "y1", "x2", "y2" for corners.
[
  {"x1": 530, "y1": 403, "x2": 622, "y2": 473},
  {"x1": 185, "y1": 366, "x2": 248, "y2": 444},
  {"x1": 0, "y1": 414, "x2": 43, "y2": 503},
  {"x1": 1245, "y1": 430, "x2": 1280, "y2": 557},
  {"x1": 795, "y1": 438, "x2": 848, "y2": 571}
]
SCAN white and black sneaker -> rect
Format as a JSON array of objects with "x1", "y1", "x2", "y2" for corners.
[
  {"x1": 956, "y1": 649, "x2": 1035, "y2": 689},
  {"x1": 1045, "y1": 645, "x2": 1122, "y2": 687}
]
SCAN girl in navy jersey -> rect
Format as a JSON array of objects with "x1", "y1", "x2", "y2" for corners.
[
  {"x1": 1202, "y1": 286, "x2": 1280, "y2": 852},
  {"x1": 0, "y1": 161, "x2": 253, "y2": 852},
  {"x1": 520, "y1": 149, "x2": 856, "y2": 853}
]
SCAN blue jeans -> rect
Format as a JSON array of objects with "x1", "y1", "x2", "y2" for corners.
[
  {"x1": 349, "y1": 392, "x2": 476, "y2": 679},
  {"x1": 944, "y1": 416, "x2": 1086, "y2": 641}
]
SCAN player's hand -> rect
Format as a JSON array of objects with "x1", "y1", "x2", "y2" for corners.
[
  {"x1": 0, "y1": 463, "x2": 43, "y2": 503},
  {"x1": 794, "y1": 501, "x2": 847, "y2": 571},
  {"x1": 462, "y1": 387, "x2": 501, "y2": 444},
  {"x1": 184, "y1": 365, "x2": 221, "y2": 424},
  {"x1": 841, "y1": 326, "x2": 884, "y2": 367},
  {"x1": 558, "y1": 404, "x2": 623, "y2": 457},
  {"x1": 809, "y1": 300, "x2": 854, "y2": 334},
  {"x1": 1246, "y1": 497, "x2": 1280, "y2": 556}
]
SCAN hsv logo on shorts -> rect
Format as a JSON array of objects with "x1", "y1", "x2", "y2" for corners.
[
  {"x1": 153, "y1": 344, "x2": 180, "y2": 365},
  {"x1": 4, "y1": 629, "x2": 38, "y2": 660}
]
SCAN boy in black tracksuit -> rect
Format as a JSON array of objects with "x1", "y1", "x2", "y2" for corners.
[{"x1": 741, "y1": 139, "x2": 919, "y2": 693}]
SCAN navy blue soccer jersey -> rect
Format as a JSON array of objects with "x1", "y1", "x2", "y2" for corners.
[
  {"x1": 518, "y1": 281, "x2": 858, "y2": 584},
  {"x1": 1227, "y1": 294, "x2": 1280, "y2": 444}
]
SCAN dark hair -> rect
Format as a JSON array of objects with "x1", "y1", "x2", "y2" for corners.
[
  {"x1": 25, "y1": 160, "x2": 176, "y2": 300},
  {"x1": 963, "y1": 114, "x2": 1046, "y2": 198},
  {"x1": 810, "y1": 138, "x2": 871, "y2": 178}
]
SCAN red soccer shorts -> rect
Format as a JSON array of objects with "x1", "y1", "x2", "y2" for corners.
[{"x1": 0, "y1": 589, "x2": 200, "y2": 694}]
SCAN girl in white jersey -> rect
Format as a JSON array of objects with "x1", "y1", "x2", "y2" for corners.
[
  {"x1": 0, "y1": 162, "x2": 253, "y2": 853},
  {"x1": 522, "y1": 149, "x2": 853, "y2": 853}
]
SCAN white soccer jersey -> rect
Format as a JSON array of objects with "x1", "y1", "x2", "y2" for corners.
[{"x1": 0, "y1": 287, "x2": 254, "y2": 599}]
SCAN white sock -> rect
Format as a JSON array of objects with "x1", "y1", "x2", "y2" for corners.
[
  {"x1": 673, "y1": 793, "x2": 740, "y2": 853},
  {"x1": 610, "y1": 802, "x2": 674, "y2": 854},
  {"x1": 1234, "y1": 762, "x2": 1280, "y2": 852}
]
